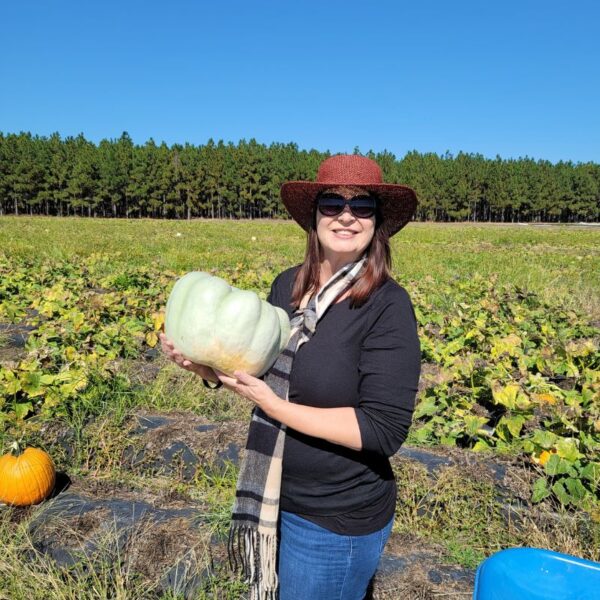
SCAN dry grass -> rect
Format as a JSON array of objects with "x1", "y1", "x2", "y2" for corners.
[
  {"x1": 0, "y1": 508, "x2": 154, "y2": 600},
  {"x1": 393, "y1": 459, "x2": 600, "y2": 566},
  {"x1": 0, "y1": 500, "x2": 246, "y2": 600}
]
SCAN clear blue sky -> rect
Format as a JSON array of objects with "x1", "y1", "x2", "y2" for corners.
[{"x1": 1, "y1": 0, "x2": 599, "y2": 163}]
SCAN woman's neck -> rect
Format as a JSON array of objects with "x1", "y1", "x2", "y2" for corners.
[{"x1": 319, "y1": 255, "x2": 360, "y2": 287}]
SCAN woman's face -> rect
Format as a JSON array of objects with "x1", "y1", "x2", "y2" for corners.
[{"x1": 315, "y1": 186, "x2": 376, "y2": 264}]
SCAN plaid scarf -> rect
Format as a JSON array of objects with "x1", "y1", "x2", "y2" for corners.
[{"x1": 228, "y1": 256, "x2": 367, "y2": 599}]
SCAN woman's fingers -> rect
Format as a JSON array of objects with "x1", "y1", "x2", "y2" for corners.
[
  {"x1": 159, "y1": 333, "x2": 174, "y2": 354},
  {"x1": 233, "y1": 370, "x2": 255, "y2": 385},
  {"x1": 217, "y1": 371, "x2": 256, "y2": 390},
  {"x1": 159, "y1": 333, "x2": 184, "y2": 365},
  {"x1": 216, "y1": 373, "x2": 237, "y2": 387},
  {"x1": 158, "y1": 333, "x2": 214, "y2": 379}
]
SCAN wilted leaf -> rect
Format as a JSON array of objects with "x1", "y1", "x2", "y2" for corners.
[
  {"x1": 491, "y1": 334, "x2": 522, "y2": 358},
  {"x1": 555, "y1": 437, "x2": 584, "y2": 462},
  {"x1": 146, "y1": 331, "x2": 159, "y2": 347},
  {"x1": 152, "y1": 311, "x2": 165, "y2": 331},
  {"x1": 491, "y1": 384, "x2": 520, "y2": 409}
]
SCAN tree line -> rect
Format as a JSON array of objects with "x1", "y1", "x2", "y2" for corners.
[{"x1": 1, "y1": 131, "x2": 598, "y2": 222}]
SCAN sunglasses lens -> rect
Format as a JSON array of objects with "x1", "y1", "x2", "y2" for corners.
[
  {"x1": 318, "y1": 197, "x2": 346, "y2": 216},
  {"x1": 350, "y1": 198, "x2": 376, "y2": 218},
  {"x1": 317, "y1": 195, "x2": 377, "y2": 219}
]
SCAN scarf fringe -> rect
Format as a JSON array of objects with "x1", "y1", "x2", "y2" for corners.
[{"x1": 228, "y1": 525, "x2": 278, "y2": 600}]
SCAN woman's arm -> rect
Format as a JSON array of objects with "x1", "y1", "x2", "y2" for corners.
[
  {"x1": 354, "y1": 288, "x2": 421, "y2": 456},
  {"x1": 216, "y1": 371, "x2": 363, "y2": 451}
]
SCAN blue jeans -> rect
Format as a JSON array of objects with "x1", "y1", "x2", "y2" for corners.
[{"x1": 278, "y1": 511, "x2": 394, "y2": 600}]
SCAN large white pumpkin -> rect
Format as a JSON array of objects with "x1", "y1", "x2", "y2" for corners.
[{"x1": 165, "y1": 271, "x2": 291, "y2": 377}]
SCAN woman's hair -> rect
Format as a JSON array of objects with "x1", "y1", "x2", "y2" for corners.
[{"x1": 290, "y1": 200, "x2": 392, "y2": 309}]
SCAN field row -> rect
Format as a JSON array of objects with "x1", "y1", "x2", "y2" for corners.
[{"x1": 1, "y1": 240, "x2": 598, "y2": 510}]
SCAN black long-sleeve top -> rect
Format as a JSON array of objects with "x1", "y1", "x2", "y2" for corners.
[{"x1": 267, "y1": 266, "x2": 421, "y2": 535}]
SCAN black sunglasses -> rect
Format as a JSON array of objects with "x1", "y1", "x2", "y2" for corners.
[{"x1": 316, "y1": 194, "x2": 377, "y2": 219}]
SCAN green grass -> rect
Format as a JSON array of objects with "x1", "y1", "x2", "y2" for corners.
[
  {"x1": 137, "y1": 359, "x2": 249, "y2": 422},
  {"x1": 2, "y1": 217, "x2": 599, "y2": 319}
]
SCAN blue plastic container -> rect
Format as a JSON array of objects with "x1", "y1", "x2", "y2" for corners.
[{"x1": 473, "y1": 547, "x2": 600, "y2": 600}]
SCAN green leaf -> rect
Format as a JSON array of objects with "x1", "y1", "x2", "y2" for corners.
[
  {"x1": 551, "y1": 480, "x2": 572, "y2": 505},
  {"x1": 580, "y1": 462, "x2": 600, "y2": 484},
  {"x1": 21, "y1": 371, "x2": 44, "y2": 397},
  {"x1": 463, "y1": 415, "x2": 489, "y2": 437},
  {"x1": 499, "y1": 414, "x2": 527, "y2": 438},
  {"x1": 412, "y1": 426, "x2": 434, "y2": 444},
  {"x1": 472, "y1": 439, "x2": 492, "y2": 452},
  {"x1": 3, "y1": 376, "x2": 22, "y2": 395},
  {"x1": 440, "y1": 435, "x2": 457, "y2": 446},
  {"x1": 495, "y1": 423, "x2": 511, "y2": 443},
  {"x1": 444, "y1": 338, "x2": 464, "y2": 355},
  {"x1": 413, "y1": 396, "x2": 440, "y2": 419},
  {"x1": 531, "y1": 430, "x2": 559, "y2": 449},
  {"x1": 491, "y1": 384, "x2": 520, "y2": 409},
  {"x1": 14, "y1": 401, "x2": 33, "y2": 420},
  {"x1": 532, "y1": 477, "x2": 551, "y2": 503},
  {"x1": 564, "y1": 477, "x2": 587, "y2": 501},
  {"x1": 544, "y1": 454, "x2": 572, "y2": 476},
  {"x1": 522, "y1": 440, "x2": 535, "y2": 453}
]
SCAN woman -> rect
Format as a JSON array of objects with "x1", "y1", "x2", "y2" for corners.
[{"x1": 160, "y1": 154, "x2": 421, "y2": 600}]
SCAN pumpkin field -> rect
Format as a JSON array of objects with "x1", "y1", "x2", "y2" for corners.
[{"x1": 0, "y1": 216, "x2": 599, "y2": 599}]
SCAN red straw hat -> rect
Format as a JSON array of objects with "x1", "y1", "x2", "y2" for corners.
[{"x1": 280, "y1": 154, "x2": 418, "y2": 237}]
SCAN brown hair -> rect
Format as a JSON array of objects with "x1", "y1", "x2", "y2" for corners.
[{"x1": 290, "y1": 204, "x2": 392, "y2": 309}]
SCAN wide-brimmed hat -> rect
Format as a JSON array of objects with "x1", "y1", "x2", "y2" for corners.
[{"x1": 280, "y1": 154, "x2": 418, "y2": 237}]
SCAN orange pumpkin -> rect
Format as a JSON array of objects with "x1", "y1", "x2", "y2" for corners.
[{"x1": 0, "y1": 445, "x2": 56, "y2": 506}]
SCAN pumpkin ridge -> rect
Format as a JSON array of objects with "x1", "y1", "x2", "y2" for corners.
[
  {"x1": 18, "y1": 460, "x2": 43, "y2": 503},
  {"x1": 26, "y1": 453, "x2": 55, "y2": 493},
  {"x1": 34, "y1": 460, "x2": 54, "y2": 503},
  {"x1": 10, "y1": 461, "x2": 26, "y2": 505},
  {"x1": 246, "y1": 298, "x2": 279, "y2": 375}
]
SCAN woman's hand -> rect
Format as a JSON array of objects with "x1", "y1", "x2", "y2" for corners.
[
  {"x1": 216, "y1": 370, "x2": 280, "y2": 413},
  {"x1": 159, "y1": 332, "x2": 219, "y2": 383}
]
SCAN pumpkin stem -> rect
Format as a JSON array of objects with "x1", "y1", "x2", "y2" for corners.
[{"x1": 9, "y1": 440, "x2": 20, "y2": 455}]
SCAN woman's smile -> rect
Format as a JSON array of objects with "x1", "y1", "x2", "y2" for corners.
[{"x1": 331, "y1": 228, "x2": 359, "y2": 238}]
